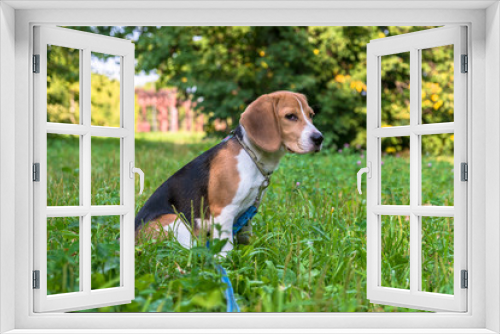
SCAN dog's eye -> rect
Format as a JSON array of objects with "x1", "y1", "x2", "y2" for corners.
[{"x1": 285, "y1": 114, "x2": 298, "y2": 121}]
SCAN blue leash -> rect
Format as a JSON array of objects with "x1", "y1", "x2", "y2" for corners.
[
  {"x1": 215, "y1": 264, "x2": 240, "y2": 312},
  {"x1": 208, "y1": 206, "x2": 258, "y2": 313}
]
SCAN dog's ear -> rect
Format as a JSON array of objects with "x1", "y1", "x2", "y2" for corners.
[{"x1": 240, "y1": 95, "x2": 281, "y2": 152}]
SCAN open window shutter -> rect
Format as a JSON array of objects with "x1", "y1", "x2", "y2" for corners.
[
  {"x1": 33, "y1": 26, "x2": 135, "y2": 312},
  {"x1": 365, "y1": 26, "x2": 467, "y2": 312}
]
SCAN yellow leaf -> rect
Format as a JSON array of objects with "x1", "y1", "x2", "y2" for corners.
[
  {"x1": 261, "y1": 61, "x2": 268, "y2": 69},
  {"x1": 313, "y1": 49, "x2": 320, "y2": 55},
  {"x1": 335, "y1": 74, "x2": 345, "y2": 83},
  {"x1": 356, "y1": 81, "x2": 363, "y2": 93},
  {"x1": 259, "y1": 50, "x2": 265, "y2": 57},
  {"x1": 431, "y1": 94, "x2": 439, "y2": 102},
  {"x1": 433, "y1": 100, "x2": 443, "y2": 110},
  {"x1": 181, "y1": 77, "x2": 187, "y2": 83}
]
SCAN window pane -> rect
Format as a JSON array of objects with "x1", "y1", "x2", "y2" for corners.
[
  {"x1": 91, "y1": 137, "x2": 120, "y2": 205},
  {"x1": 47, "y1": 45, "x2": 80, "y2": 124},
  {"x1": 47, "y1": 134, "x2": 80, "y2": 206},
  {"x1": 381, "y1": 215, "x2": 410, "y2": 290},
  {"x1": 381, "y1": 137, "x2": 410, "y2": 205},
  {"x1": 91, "y1": 52, "x2": 121, "y2": 127},
  {"x1": 381, "y1": 52, "x2": 410, "y2": 127},
  {"x1": 47, "y1": 216, "x2": 80, "y2": 294},
  {"x1": 421, "y1": 45, "x2": 454, "y2": 124},
  {"x1": 421, "y1": 216, "x2": 454, "y2": 295},
  {"x1": 421, "y1": 134, "x2": 454, "y2": 206},
  {"x1": 91, "y1": 216, "x2": 121, "y2": 290}
]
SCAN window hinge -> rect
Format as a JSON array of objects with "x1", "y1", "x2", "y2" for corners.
[
  {"x1": 33, "y1": 270, "x2": 40, "y2": 289},
  {"x1": 461, "y1": 162, "x2": 468, "y2": 181},
  {"x1": 33, "y1": 54, "x2": 40, "y2": 73},
  {"x1": 33, "y1": 163, "x2": 40, "y2": 182},
  {"x1": 461, "y1": 270, "x2": 468, "y2": 289},
  {"x1": 461, "y1": 54, "x2": 468, "y2": 73}
]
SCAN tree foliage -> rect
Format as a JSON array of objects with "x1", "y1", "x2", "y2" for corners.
[
  {"x1": 66, "y1": 26, "x2": 453, "y2": 152},
  {"x1": 47, "y1": 44, "x2": 121, "y2": 126},
  {"x1": 47, "y1": 45, "x2": 80, "y2": 124}
]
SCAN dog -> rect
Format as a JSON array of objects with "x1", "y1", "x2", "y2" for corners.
[{"x1": 134, "y1": 91, "x2": 323, "y2": 256}]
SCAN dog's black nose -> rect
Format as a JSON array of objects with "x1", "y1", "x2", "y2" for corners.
[{"x1": 311, "y1": 132, "x2": 324, "y2": 146}]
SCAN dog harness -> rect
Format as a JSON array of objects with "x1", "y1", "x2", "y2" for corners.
[
  {"x1": 232, "y1": 131, "x2": 273, "y2": 208},
  {"x1": 224, "y1": 129, "x2": 273, "y2": 233}
]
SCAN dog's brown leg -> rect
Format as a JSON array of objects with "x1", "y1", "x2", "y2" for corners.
[{"x1": 135, "y1": 213, "x2": 178, "y2": 243}]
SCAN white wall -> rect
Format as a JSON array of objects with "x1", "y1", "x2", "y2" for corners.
[
  {"x1": 486, "y1": 2, "x2": 500, "y2": 333},
  {"x1": 0, "y1": 2, "x2": 16, "y2": 333}
]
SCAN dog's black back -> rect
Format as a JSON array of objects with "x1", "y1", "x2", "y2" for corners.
[{"x1": 134, "y1": 128, "x2": 243, "y2": 231}]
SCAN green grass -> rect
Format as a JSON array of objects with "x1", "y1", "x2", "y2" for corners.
[{"x1": 46, "y1": 133, "x2": 454, "y2": 312}]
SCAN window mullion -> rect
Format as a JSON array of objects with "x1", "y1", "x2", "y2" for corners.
[
  {"x1": 78, "y1": 49, "x2": 84, "y2": 294},
  {"x1": 413, "y1": 123, "x2": 454, "y2": 135},
  {"x1": 82, "y1": 48, "x2": 92, "y2": 294},
  {"x1": 409, "y1": 47, "x2": 421, "y2": 294},
  {"x1": 373, "y1": 126, "x2": 411, "y2": 137},
  {"x1": 373, "y1": 205, "x2": 454, "y2": 217}
]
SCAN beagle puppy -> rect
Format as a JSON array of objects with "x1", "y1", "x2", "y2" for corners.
[{"x1": 134, "y1": 91, "x2": 323, "y2": 255}]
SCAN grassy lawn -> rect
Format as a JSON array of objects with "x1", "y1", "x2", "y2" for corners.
[{"x1": 46, "y1": 133, "x2": 454, "y2": 312}]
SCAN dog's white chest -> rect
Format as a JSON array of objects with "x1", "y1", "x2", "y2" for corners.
[{"x1": 232, "y1": 149, "x2": 266, "y2": 214}]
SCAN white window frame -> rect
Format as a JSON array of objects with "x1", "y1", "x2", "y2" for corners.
[
  {"x1": 1, "y1": 1, "x2": 499, "y2": 333},
  {"x1": 33, "y1": 25, "x2": 136, "y2": 313},
  {"x1": 366, "y1": 26, "x2": 467, "y2": 312}
]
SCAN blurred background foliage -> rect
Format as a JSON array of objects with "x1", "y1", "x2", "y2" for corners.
[
  {"x1": 47, "y1": 45, "x2": 80, "y2": 124},
  {"x1": 47, "y1": 45, "x2": 122, "y2": 127},
  {"x1": 90, "y1": 73, "x2": 121, "y2": 127},
  {"x1": 55, "y1": 26, "x2": 454, "y2": 155}
]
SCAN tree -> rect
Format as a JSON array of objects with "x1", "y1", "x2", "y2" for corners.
[
  {"x1": 47, "y1": 42, "x2": 121, "y2": 127},
  {"x1": 47, "y1": 44, "x2": 80, "y2": 124},
  {"x1": 67, "y1": 26, "x2": 452, "y2": 151}
]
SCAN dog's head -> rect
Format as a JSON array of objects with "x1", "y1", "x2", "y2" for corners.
[{"x1": 240, "y1": 91, "x2": 323, "y2": 154}]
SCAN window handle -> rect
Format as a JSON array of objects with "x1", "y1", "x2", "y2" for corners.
[
  {"x1": 129, "y1": 162, "x2": 145, "y2": 195},
  {"x1": 357, "y1": 162, "x2": 372, "y2": 195}
]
